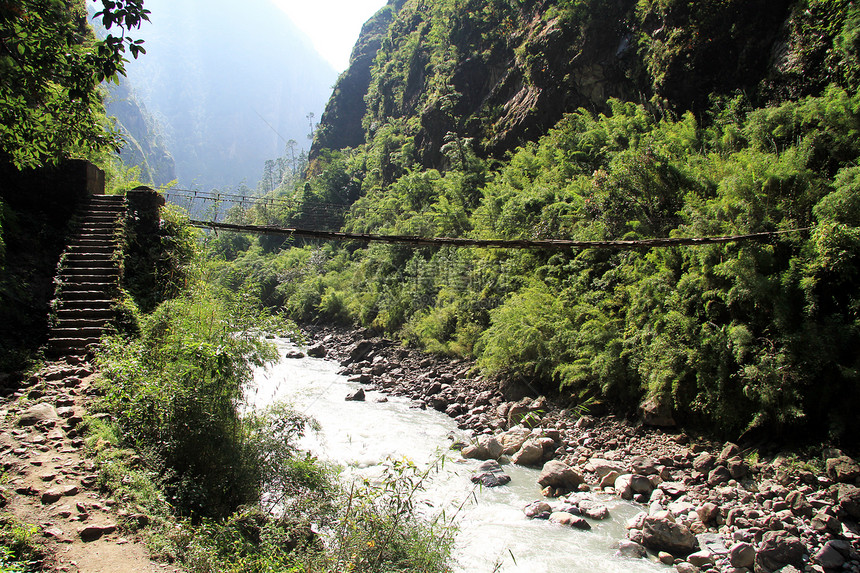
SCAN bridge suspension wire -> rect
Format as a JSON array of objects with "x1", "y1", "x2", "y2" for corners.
[{"x1": 188, "y1": 219, "x2": 810, "y2": 251}]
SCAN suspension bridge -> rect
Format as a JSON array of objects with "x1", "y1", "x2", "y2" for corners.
[{"x1": 162, "y1": 188, "x2": 809, "y2": 251}]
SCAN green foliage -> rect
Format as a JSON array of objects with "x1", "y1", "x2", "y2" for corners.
[
  {"x1": 95, "y1": 285, "x2": 282, "y2": 518},
  {"x1": 0, "y1": 515, "x2": 42, "y2": 573},
  {"x1": 0, "y1": 0, "x2": 149, "y2": 169}
]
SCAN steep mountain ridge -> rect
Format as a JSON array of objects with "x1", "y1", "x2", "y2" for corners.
[{"x1": 312, "y1": 0, "x2": 854, "y2": 175}]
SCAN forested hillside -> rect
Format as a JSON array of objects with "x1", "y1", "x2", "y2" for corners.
[{"x1": 218, "y1": 0, "x2": 860, "y2": 445}]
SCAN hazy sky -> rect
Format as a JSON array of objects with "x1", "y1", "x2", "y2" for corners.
[{"x1": 272, "y1": 0, "x2": 387, "y2": 72}]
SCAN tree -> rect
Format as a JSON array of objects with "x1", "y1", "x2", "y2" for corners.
[{"x1": 0, "y1": 0, "x2": 150, "y2": 169}]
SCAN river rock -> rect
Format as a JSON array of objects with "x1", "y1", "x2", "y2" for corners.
[
  {"x1": 307, "y1": 344, "x2": 327, "y2": 358},
  {"x1": 707, "y1": 465, "x2": 732, "y2": 486},
  {"x1": 834, "y1": 483, "x2": 860, "y2": 519},
  {"x1": 641, "y1": 515, "x2": 699, "y2": 556},
  {"x1": 470, "y1": 460, "x2": 511, "y2": 487},
  {"x1": 617, "y1": 540, "x2": 647, "y2": 558},
  {"x1": 755, "y1": 531, "x2": 804, "y2": 572},
  {"x1": 687, "y1": 550, "x2": 714, "y2": 567},
  {"x1": 730, "y1": 541, "x2": 756, "y2": 568},
  {"x1": 523, "y1": 500, "x2": 552, "y2": 519},
  {"x1": 630, "y1": 474, "x2": 654, "y2": 495},
  {"x1": 511, "y1": 438, "x2": 544, "y2": 466},
  {"x1": 345, "y1": 388, "x2": 365, "y2": 401},
  {"x1": 537, "y1": 460, "x2": 584, "y2": 491},
  {"x1": 814, "y1": 541, "x2": 845, "y2": 569},
  {"x1": 639, "y1": 396, "x2": 676, "y2": 427},
  {"x1": 577, "y1": 499, "x2": 609, "y2": 519},
  {"x1": 549, "y1": 511, "x2": 591, "y2": 530},
  {"x1": 826, "y1": 455, "x2": 860, "y2": 483},
  {"x1": 630, "y1": 455, "x2": 660, "y2": 476},
  {"x1": 497, "y1": 426, "x2": 531, "y2": 455},
  {"x1": 615, "y1": 474, "x2": 634, "y2": 500},
  {"x1": 462, "y1": 435, "x2": 503, "y2": 461},
  {"x1": 784, "y1": 490, "x2": 812, "y2": 518},
  {"x1": 347, "y1": 340, "x2": 375, "y2": 364},
  {"x1": 693, "y1": 452, "x2": 716, "y2": 473},
  {"x1": 589, "y1": 458, "x2": 626, "y2": 480},
  {"x1": 600, "y1": 470, "x2": 620, "y2": 489},
  {"x1": 17, "y1": 403, "x2": 59, "y2": 426},
  {"x1": 284, "y1": 350, "x2": 305, "y2": 359}
]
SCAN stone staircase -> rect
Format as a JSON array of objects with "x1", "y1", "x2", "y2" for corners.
[{"x1": 47, "y1": 195, "x2": 126, "y2": 357}]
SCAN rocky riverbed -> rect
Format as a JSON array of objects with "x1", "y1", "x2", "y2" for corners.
[{"x1": 302, "y1": 325, "x2": 860, "y2": 573}]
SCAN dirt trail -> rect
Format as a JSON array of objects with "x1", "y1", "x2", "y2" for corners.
[{"x1": 0, "y1": 358, "x2": 180, "y2": 573}]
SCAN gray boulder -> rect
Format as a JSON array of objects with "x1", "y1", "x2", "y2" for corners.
[
  {"x1": 538, "y1": 460, "x2": 584, "y2": 491},
  {"x1": 641, "y1": 515, "x2": 699, "y2": 556},
  {"x1": 16, "y1": 403, "x2": 59, "y2": 426},
  {"x1": 511, "y1": 438, "x2": 544, "y2": 466},
  {"x1": 826, "y1": 455, "x2": 860, "y2": 483},
  {"x1": 639, "y1": 396, "x2": 676, "y2": 427},
  {"x1": 462, "y1": 435, "x2": 503, "y2": 461},
  {"x1": 470, "y1": 460, "x2": 511, "y2": 487},
  {"x1": 755, "y1": 531, "x2": 804, "y2": 573},
  {"x1": 496, "y1": 426, "x2": 531, "y2": 455}
]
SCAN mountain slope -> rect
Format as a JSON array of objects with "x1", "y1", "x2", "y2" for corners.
[{"x1": 123, "y1": 0, "x2": 338, "y2": 190}]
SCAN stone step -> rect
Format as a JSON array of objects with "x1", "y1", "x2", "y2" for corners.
[
  {"x1": 60, "y1": 267, "x2": 119, "y2": 277},
  {"x1": 56, "y1": 299, "x2": 113, "y2": 310},
  {"x1": 58, "y1": 278, "x2": 118, "y2": 290},
  {"x1": 59, "y1": 290, "x2": 115, "y2": 301},
  {"x1": 62, "y1": 259, "x2": 116, "y2": 269},
  {"x1": 56, "y1": 307, "x2": 114, "y2": 319},
  {"x1": 54, "y1": 316, "x2": 111, "y2": 328},
  {"x1": 50, "y1": 326, "x2": 105, "y2": 338},
  {"x1": 46, "y1": 337, "x2": 101, "y2": 353},
  {"x1": 64, "y1": 253, "x2": 113, "y2": 261},
  {"x1": 67, "y1": 240, "x2": 118, "y2": 249}
]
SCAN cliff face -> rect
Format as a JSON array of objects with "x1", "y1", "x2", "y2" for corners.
[
  {"x1": 311, "y1": 5, "x2": 398, "y2": 157},
  {"x1": 105, "y1": 78, "x2": 176, "y2": 186},
  {"x1": 310, "y1": 0, "x2": 854, "y2": 176}
]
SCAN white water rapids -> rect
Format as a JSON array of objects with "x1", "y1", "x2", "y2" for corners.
[{"x1": 249, "y1": 340, "x2": 666, "y2": 573}]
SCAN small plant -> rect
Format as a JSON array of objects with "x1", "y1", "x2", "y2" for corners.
[{"x1": 0, "y1": 515, "x2": 42, "y2": 573}]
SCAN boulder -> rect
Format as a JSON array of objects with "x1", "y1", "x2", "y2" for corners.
[
  {"x1": 834, "y1": 483, "x2": 860, "y2": 519},
  {"x1": 577, "y1": 499, "x2": 609, "y2": 520},
  {"x1": 814, "y1": 541, "x2": 845, "y2": 569},
  {"x1": 523, "y1": 500, "x2": 552, "y2": 519},
  {"x1": 537, "y1": 460, "x2": 584, "y2": 491},
  {"x1": 16, "y1": 403, "x2": 59, "y2": 426},
  {"x1": 461, "y1": 435, "x2": 503, "y2": 461},
  {"x1": 589, "y1": 458, "x2": 627, "y2": 480},
  {"x1": 692, "y1": 452, "x2": 716, "y2": 473},
  {"x1": 511, "y1": 438, "x2": 544, "y2": 466},
  {"x1": 497, "y1": 426, "x2": 532, "y2": 455},
  {"x1": 284, "y1": 350, "x2": 305, "y2": 359},
  {"x1": 616, "y1": 540, "x2": 647, "y2": 559},
  {"x1": 639, "y1": 396, "x2": 676, "y2": 427},
  {"x1": 548, "y1": 512, "x2": 591, "y2": 530},
  {"x1": 707, "y1": 465, "x2": 732, "y2": 486},
  {"x1": 641, "y1": 515, "x2": 699, "y2": 556},
  {"x1": 729, "y1": 542, "x2": 755, "y2": 568},
  {"x1": 470, "y1": 460, "x2": 511, "y2": 487},
  {"x1": 826, "y1": 455, "x2": 860, "y2": 483},
  {"x1": 306, "y1": 344, "x2": 327, "y2": 358},
  {"x1": 345, "y1": 388, "x2": 365, "y2": 401},
  {"x1": 599, "y1": 470, "x2": 620, "y2": 489},
  {"x1": 630, "y1": 474, "x2": 654, "y2": 495},
  {"x1": 630, "y1": 455, "x2": 660, "y2": 476},
  {"x1": 614, "y1": 474, "x2": 634, "y2": 500},
  {"x1": 755, "y1": 531, "x2": 804, "y2": 573}
]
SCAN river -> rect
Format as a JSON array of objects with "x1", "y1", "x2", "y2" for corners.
[{"x1": 249, "y1": 340, "x2": 665, "y2": 573}]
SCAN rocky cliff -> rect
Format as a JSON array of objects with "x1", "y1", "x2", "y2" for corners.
[{"x1": 311, "y1": 0, "x2": 857, "y2": 176}]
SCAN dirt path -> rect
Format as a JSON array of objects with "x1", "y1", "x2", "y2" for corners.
[{"x1": 0, "y1": 358, "x2": 180, "y2": 573}]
